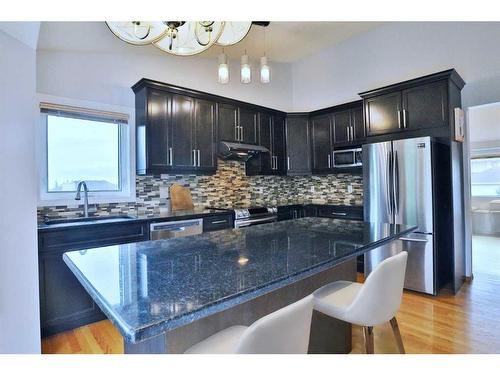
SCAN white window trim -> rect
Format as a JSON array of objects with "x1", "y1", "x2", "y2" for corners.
[{"x1": 36, "y1": 94, "x2": 136, "y2": 207}]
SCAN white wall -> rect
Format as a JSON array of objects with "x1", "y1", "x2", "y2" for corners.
[
  {"x1": 36, "y1": 49, "x2": 294, "y2": 112},
  {"x1": 292, "y1": 22, "x2": 500, "y2": 111},
  {"x1": 0, "y1": 29, "x2": 41, "y2": 353}
]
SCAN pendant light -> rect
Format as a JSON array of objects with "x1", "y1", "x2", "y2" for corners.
[
  {"x1": 260, "y1": 55, "x2": 270, "y2": 83},
  {"x1": 260, "y1": 28, "x2": 270, "y2": 83},
  {"x1": 218, "y1": 50, "x2": 229, "y2": 84},
  {"x1": 240, "y1": 51, "x2": 251, "y2": 84}
]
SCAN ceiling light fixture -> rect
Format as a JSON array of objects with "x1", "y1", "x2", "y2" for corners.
[
  {"x1": 106, "y1": 21, "x2": 257, "y2": 56},
  {"x1": 260, "y1": 55, "x2": 270, "y2": 84}
]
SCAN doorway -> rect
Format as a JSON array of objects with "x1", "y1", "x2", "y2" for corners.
[{"x1": 467, "y1": 102, "x2": 500, "y2": 278}]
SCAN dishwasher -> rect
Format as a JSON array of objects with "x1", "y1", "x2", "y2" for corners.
[{"x1": 149, "y1": 218, "x2": 203, "y2": 240}]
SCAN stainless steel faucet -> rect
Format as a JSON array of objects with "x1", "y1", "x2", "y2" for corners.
[{"x1": 75, "y1": 181, "x2": 89, "y2": 217}]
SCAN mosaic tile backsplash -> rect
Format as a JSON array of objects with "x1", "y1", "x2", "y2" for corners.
[{"x1": 37, "y1": 159, "x2": 363, "y2": 222}]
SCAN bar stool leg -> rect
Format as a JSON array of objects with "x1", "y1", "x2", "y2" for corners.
[
  {"x1": 363, "y1": 326, "x2": 374, "y2": 354},
  {"x1": 389, "y1": 317, "x2": 405, "y2": 354}
]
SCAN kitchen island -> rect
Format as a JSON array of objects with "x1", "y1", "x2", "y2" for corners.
[{"x1": 63, "y1": 217, "x2": 415, "y2": 354}]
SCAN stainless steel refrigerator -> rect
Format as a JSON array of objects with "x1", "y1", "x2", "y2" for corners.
[{"x1": 363, "y1": 136, "x2": 436, "y2": 295}]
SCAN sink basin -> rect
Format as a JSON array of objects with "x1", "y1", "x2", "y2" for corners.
[{"x1": 43, "y1": 215, "x2": 136, "y2": 225}]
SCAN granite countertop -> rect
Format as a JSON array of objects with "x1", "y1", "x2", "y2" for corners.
[
  {"x1": 63, "y1": 217, "x2": 415, "y2": 343},
  {"x1": 37, "y1": 208, "x2": 233, "y2": 231}
]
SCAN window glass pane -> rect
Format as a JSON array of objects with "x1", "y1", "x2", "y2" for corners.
[
  {"x1": 47, "y1": 115, "x2": 120, "y2": 192},
  {"x1": 471, "y1": 157, "x2": 500, "y2": 197}
]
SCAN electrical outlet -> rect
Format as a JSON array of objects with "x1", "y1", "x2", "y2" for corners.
[{"x1": 347, "y1": 185, "x2": 353, "y2": 194}]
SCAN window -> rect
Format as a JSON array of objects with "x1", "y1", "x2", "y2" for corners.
[
  {"x1": 38, "y1": 103, "x2": 134, "y2": 205},
  {"x1": 47, "y1": 115, "x2": 121, "y2": 192},
  {"x1": 471, "y1": 157, "x2": 500, "y2": 197}
]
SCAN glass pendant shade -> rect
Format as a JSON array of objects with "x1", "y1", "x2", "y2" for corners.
[
  {"x1": 218, "y1": 53, "x2": 229, "y2": 84},
  {"x1": 240, "y1": 54, "x2": 251, "y2": 84},
  {"x1": 216, "y1": 22, "x2": 252, "y2": 46},
  {"x1": 154, "y1": 21, "x2": 225, "y2": 56},
  {"x1": 260, "y1": 56, "x2": 270, "y2": 83},
  {"x1": 106, "y1": 22, "x2": 169, "y2": 45}
]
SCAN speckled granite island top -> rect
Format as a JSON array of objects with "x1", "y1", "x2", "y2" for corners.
[{"x1": 63, "y1": 218, "x2": 415, "y2": 343}]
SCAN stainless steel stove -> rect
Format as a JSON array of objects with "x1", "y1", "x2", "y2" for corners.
[{"x1": 207, "y1": 206, "x2": 278, "y2": 228}]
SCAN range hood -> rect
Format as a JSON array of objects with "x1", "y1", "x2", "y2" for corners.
[{"x1": 218, "y1": 141, "x2": 269, "y2": 162}]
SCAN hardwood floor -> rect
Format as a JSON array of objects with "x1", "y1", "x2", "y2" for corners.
[{"x1": 41, "y1": 236, "x2": 500, "y2": 354}]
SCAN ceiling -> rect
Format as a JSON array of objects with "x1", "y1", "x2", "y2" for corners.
[{"x1": 37, "y1": 21, "x2": 384, "y2": 63}]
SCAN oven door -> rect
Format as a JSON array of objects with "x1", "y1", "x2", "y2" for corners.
[{"x1": 234, "y1": 215, "x2": 277, "y2": 228}]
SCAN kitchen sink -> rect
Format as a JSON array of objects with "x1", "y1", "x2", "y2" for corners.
[{"x1": 43, "y1": 215, "x2": 137, "y2": 225}]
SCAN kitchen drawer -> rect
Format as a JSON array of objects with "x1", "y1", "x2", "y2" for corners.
[
  {"x1": 316, "y1": 205, "x2": 363, "y2": 221},
  {"x1": 39, "y1": 221, "x2": 149, "y2": 253},
  {"x1": 203, "y1": 214, "x2": 234, "y2": 232}
]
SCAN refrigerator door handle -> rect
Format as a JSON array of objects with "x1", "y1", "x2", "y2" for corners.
[
  {"x1": 387, "y1": 149, "x2": 393, "y2": 218},
  {"x1": 393, "y1": 150, "x2": 400, "y2": 217}
]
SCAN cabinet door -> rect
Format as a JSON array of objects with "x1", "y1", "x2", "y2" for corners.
[
  {"x1": 310, "y1": 114, "x2": 332, "y2": 173},
  {"x1": 351, "y1": 106, "x2": 365, "y2": 142},
  {"x1": 218, "y1": 103, "x2": 238, "y2": 142},
  {"x1": 239, "y1": 107, "x2": 258, "y2": 144},
  {"x1": 272, "y1": 115, "x2": 286, "y2": 175},
  {"x1": 402, "y1": 81, "x2": 448, "y2": 130},
  {"x1": 194, "y1": 98, "x2": 217, "y2": 171},
  {"x1": 259, "y1": 112, "x2": 273, "y2": 174},
  {"x1": 332, "y1": 110, "x2": 351, "y2": 145},
  {"x1": 286, "y1": 115, "x2": 311, "y2": 175},
  {"x1": 39, "y1": 251, "x2": 103, "y2": 336},
  {"x1": 147, "y1": 90, "x2": 171, "y2": 171},
  {"x1": 364, "y1": 92, "x2": 402, "y2": 136},
  {"x1": 171, "y1": 94, "x2": 196, "y2": 170}
]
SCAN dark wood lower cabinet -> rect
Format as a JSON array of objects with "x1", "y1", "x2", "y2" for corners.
[{"x1": 38, "y1": 221, "x2": 149, "y2": 337}]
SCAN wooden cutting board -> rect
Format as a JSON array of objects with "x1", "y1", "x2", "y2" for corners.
[{"x1": 169, "y1": 183, "x2": 195, "y2": 211}]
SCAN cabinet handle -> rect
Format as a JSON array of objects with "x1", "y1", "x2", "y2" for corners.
[
  {"x1": 197, "y1": 150, "x2": 201, "y2": 167},
  {"x1": 274, "y1": 156, "x2": 278, "y2": 170},
  {"x1": 235, "y1": 125, "x2": 238, "y2": 141},
  {"x1": 192, "y1": 149, "x2": 197, "y2": 167},
  {"x1": 287, "y1": 156, "x2": 290, "y2": 170},
  {"x1": 169, "y1": 147, "x2": 173, "y2": 166},
  {"x1": 397, "y1": 110, "x2": 402, "y2": 128},
  {"x1": 331, "y1": 212, "x2": 348, "y2": 216},
  {"x1": 240, "y1": 126, "x2": 244, "y2": 141},
  {"x1": 328, "y1": 154, "x2": 331, "y2": 168},
  {"x1": 211, "y1": 219, "x2": 228, "y2": 224},
  {"x1": 351, "y1": 125, "x2": 355, "y2": 141},
  {"x1": 403, "y1": 109, "x2": 407, "y2": 128}
]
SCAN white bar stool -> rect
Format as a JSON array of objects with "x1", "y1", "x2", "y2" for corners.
[
  {"x1": 313, "y1": 251, "x2": 408, "y2": 354},
  {"x1": 184, "y1": 295, "x2": 314, "y2": 354}
]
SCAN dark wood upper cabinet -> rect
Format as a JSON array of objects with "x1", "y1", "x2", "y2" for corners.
[
  {"x1": 194, "y1": 98, "x2": 217, "y2": 171},
  {"x1": 332, "y1": 109, "x2": 351, "y2": 146},
  {"x1": 360, "y1": 69, "x2": 464, "y2": 140},
  {"x1": 247, "y1": 112, "x2": 286, "y2": 176},
  {"x1": 171, "y1": 94, "x2": 196, "y2": 170},
  {"x1": 310, "y1": 114, "x2": 332, "y2": 173},
  {"x1": 402, "y1": 81, "x2": 448, "y2": 130},
  {"x1": 138, "y1": 89, "x2": 171, "y2": 174},
  {"x1": 218, "y1": 103, "x2": 238, "y2": 142},
  {"x1": 286, "y1": 114, "x2": 311, "y2": 175},
  {"x1": 351, "y1": 106, "x2": 365, "y2": 142},
  {"x1": 238, "y1": 107, "x2": 258, "y2": 144},
  {"x1": 364, "y1": 91, "x2": 402, "y2": 137},
  {"x1": 272, "y1": 115, "x2": 286, "y2": 175},
  {"x1": 258, "y1": 112, "x2": 273, "y2": 174}
]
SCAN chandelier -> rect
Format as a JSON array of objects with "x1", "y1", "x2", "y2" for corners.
[
  {"x1": 106, "y1": 21, "x2": 254, "y2": 56},
  {"x1": 106, "y1": 21, "x2": 270, "y2": 84}
]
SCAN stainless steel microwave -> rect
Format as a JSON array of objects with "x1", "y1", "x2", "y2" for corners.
[{"x1": 332, "y1": 148, "x2": 362, "y2": 168}]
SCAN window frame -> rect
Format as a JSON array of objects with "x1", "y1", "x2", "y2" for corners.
[
  {"x1": 37, "y1": 99, "x2": 136, "y2": 206},
  {"x1": 470, "y1": 154, "x2": 500, "y2": 198}
]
